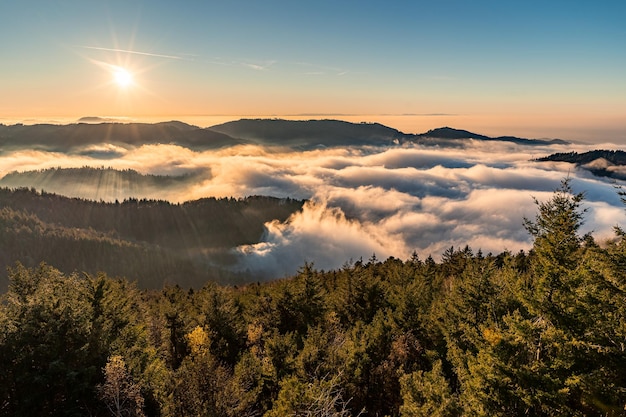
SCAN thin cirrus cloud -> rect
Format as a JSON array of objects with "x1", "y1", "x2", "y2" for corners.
[
  {"x1": 78, "y1": 45, "x2": 277, "y2": 73},
  {"x1": 239, "y1": 59, "x2": 277, "y2": 71},
  {"x1": 77, "y1": 45, "x2": 190, "y2": 60},
  {"x1": 1, "y1": 139, "x2": 625, "y2": 278},
  {"x1": 77, "y1": 45, "x2": 355, "y2": 79}
]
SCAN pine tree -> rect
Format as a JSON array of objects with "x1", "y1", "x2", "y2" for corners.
[
  {"x1": 399, "y1": 360, "x2": 460, "y2": 417},
  {"x1": 522, "y1": 177, "x2": 586, "y2": 321}
]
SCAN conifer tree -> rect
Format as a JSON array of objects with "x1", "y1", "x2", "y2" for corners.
[
  {"x1": 399, "y1": 360, "x2": 460, "y2": 417},
  {"x1": 522, "y1": 177, "x2": 586, "y2": 320}
]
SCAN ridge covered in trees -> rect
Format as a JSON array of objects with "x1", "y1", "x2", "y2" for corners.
[
  {"x1": 0, "y1": 167, "x2": 202, "y2": 202},
  {"x1": 1, "y1": 179, "x2": 625, "y2": 416},
  {"x1": 536, "y1": 150, "x2": 626, "y2": 165},
  {"x1": 535, "y1": 150, "x2": 626, "y2": 179},
  {"x1": 0, "y1": 187, "x2": 304, "y2": 290}
]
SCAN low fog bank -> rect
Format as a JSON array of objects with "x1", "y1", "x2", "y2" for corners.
[{"x1": 2, "y1": 139, "x2": 625, "y2": 279}]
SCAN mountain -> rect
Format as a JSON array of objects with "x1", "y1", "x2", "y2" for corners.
[
  {"x1": 0, "y1": 120, "x2": 568, "y2": 154},
  {"x1": 418, "y1": 127, "x2": 491, "y2": 140},
  {"x1": 0, "y1": 121, "x2": 244, "y2": 152},
  {"x1": 415, "y1": 126, "x2": 569, "y2": 145},
  {"x1": 208, "y1": 118, "x2": 413, "y2": 148},
  {"x1": 0, "y1": 167, "x2": 204, "y2": 202},
  {"x1": 208, "y1": 120, "x2": 568, "y2": 148},
  {"x1": 0, "y1": 187, "x2": 305, "y2": 289},
  {"x1": 535, "y1": 150, "x2": 626, "y2": 179}
]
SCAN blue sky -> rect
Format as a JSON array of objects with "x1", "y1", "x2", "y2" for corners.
[{"x1": 1, "y1": 0, "x2": 625, "y2": 140}]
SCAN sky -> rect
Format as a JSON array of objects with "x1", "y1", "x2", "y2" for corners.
[{"x1": 1, "y1": 0, "x2": 625, "y2": 141}]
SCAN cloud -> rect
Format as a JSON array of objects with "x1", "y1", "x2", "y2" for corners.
[
  {"x1": 237, "y1": 200, "x2": 406, "y2": 277},
  {"x1": 77, "y1": 116, "x2": 134, "y2": 123},
  {"x1": 77, "y1": 143, "x2": 129, "y2": 159},
  {"x1": 1, "y1": 138, "x2": 625, "y2": 279},
  {"x1": 248, "y1": 61, "x2": 276, "y2": 71},
  {"x1": 78, "y1": 45, "x2": 187, "y2": 60}
]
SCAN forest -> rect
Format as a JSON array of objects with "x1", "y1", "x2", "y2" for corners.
[
  {"x1": 0, "y1": 179, "x2": 625, "y2": 416},
  {"x1": 536, "y1": 150, "x2": 626, "y2": 166},
  {"x1": 0, "y1": 167, "x2": 203, "y2": 201},
  {"x1": 0, "y1": 187, "x2": 304, "y2": 290}
]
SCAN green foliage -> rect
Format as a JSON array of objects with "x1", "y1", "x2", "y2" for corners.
[
  {"x1": 1, "y1": 178, "x2": 626, "y2": 416},
  {"x1": 399, "y1": 360, "x2": 460, "y2": 417},
  {"x1": 265, "y1": 374, "x2": 361, "y2": 417},
  {"x1": 0, "y1": 187, "x2": 304, "y2": 289},
  {"x1": 194, "y1": 283, "x2": 247, "y2": 365},
  {"x1": 0, "y1": 263, "x2": 99, "y2": 416},
  {"x1": 523, "y1": 177, "x2": 586, "y2": 316},
  {"x1": 171, "y1": 327, "x2": 231, "y2": 417}
]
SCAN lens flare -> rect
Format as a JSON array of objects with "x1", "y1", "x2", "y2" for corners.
[{"x1": 113, "y1": 67, "x2": 133, "y2": 88}]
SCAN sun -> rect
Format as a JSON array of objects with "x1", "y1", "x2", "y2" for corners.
[{"x1": 113, "y1": 67, "x2": 133, "y2": 88}]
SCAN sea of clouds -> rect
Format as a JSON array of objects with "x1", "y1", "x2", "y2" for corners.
[{"x1": 2, "y1": 138, "x2": 625, "y2": 278}]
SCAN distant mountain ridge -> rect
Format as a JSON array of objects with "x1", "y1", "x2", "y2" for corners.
[
  {"x1": 0, "y1": 119, "x2": 568, "y2": 153},
  {"x1": 0, "y1": 121, "x2": 244, "y2": 151},
  {"x1": 416, "y1": 127, "x2": 569, "y2": 145},
  {"x1": 208, "y1": 118, "x2": 414, "y2": 148},
  {"x1": 0, "y1": 167, "x2": 203, "y2": 202},
  {"x1": 535, "y1": 150, "x2": 626, "y2": 180},
  {"x1": 208, "y1": 120, "x2": 568, "y2": 147}
]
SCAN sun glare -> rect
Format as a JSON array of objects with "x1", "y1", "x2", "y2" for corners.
[{"x1": 113, "y1": 67, "x2": 133, "y2": 88}]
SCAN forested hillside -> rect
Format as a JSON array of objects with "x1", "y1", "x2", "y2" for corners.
[
  {"x1": 536, "y1": 150, "x2": 626, "y2": 165},
  {"x1": 536, "y1": 150, "x2": 626, "y2": 180},
  {"x1": 0, "y1": 187, "x2": 304, "y2": 290},
  {"x1": 0, "y1": 167, "x2": 201, "y2": 201},
  {"x1": 1, "y1": 179, "x2": 625, "y2": 416}
]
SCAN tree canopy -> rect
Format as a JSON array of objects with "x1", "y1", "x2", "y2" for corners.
[{"x1": 0, "y1": 180, "x2": 625, "y2": 416}]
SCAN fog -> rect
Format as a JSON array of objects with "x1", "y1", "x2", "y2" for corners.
[{"x1": 2, "y1": 138, "x2": 625, "y2": 278}]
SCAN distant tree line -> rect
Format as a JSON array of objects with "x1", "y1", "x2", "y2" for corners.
[
  {"x1": 1, "y1": 179, "x2": 625, "y2": 416},
  {"x1": 536, "y1": 150, "x2": 626, "y2": 165}
]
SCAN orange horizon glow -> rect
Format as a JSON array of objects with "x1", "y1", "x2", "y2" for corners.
[
  {"x1": 1, "y1": 50, "x2": 623, "y2": 143},
  {"x1": 1, "y1": 2, "x2": 624, "y2": 143}
]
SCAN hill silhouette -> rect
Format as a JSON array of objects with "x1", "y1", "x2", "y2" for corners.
[
  {"x1": 416, "y1": 126, "x2": 568, "y2": 145},
  {"x1": 535, "y1": 150, "x2": 626, "y2": 179},
  {"x1": 0, "y1": 121, "x2": 244, "y2": 151},
  {"x1": 207, "y1": 118, "x2": 413, "y2": 148},
  {"x1": 208, "y1": 120, "x2": 567, "y2": 147},
  {"x1": 0, "y1": 119, "x2": 566, "y2": 154}
]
